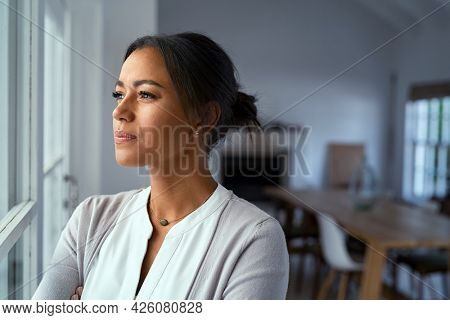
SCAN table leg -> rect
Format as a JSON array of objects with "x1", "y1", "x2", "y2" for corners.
[{"x1": 359, "y1": 245, "x2": 387, "y2": 299}]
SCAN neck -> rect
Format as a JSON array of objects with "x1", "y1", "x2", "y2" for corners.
[{"x1": 147, "y1": 168, "x2": 218, "y2": 230}]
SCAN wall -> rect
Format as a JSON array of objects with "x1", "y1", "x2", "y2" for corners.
[{"x1": 158, "y1": 0, "x2": 396, "y2": 189}]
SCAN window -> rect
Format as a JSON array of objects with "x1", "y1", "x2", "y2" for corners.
[
  {"x1": 0, "y1": 0, "x2": 37, "y2": 299},
  {"x1": 404, "y1": 82, "x2": 450, "y2": 199},
  {"x1": 0, "y1": 0, "x2": 72, "y2": 299},
  {"x1": 42, "y1": 0, "x2": 71, "y2": 272}
]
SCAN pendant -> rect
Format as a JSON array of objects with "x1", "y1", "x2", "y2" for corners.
[{"x1": 159, "y1": 219, "x2": 169, "y2": 226}]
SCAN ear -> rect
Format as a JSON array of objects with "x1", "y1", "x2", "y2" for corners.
[{"x1": 195, "y1": 101, "x2": 221, "y2": 132}]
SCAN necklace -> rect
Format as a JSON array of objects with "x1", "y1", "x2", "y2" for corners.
[{"x1": 147, "y1": 189, "x2": 214, "y2": 226}]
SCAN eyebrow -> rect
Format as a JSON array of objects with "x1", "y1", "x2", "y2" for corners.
[{"x1": 115, "y1": 79, "x2": 164, "y2": 89}]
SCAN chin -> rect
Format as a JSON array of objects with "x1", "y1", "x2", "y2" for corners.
[{"x1": 115, "y1": 154, "x2": 139, "y2": 167}]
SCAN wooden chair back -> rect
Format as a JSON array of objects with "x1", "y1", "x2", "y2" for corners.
[{"x1": 328, "y1": 143, "x2": 365, "y2": 189}]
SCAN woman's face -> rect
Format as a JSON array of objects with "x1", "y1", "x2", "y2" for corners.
[{"x1": 112, "y1": 47, "x2": 197, "y2": 170}]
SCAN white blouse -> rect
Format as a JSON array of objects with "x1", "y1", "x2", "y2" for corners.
[{"x1": 81, "y1": 182, "x2": 233, "y2": 300}]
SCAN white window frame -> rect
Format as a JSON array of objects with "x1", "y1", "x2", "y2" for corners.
[
  {"x1": 0, "y1": 0, "x2": 44, "y2": 299},
  {"x1": 0, "y1": 0, "x2": 35, "y2": 259}
]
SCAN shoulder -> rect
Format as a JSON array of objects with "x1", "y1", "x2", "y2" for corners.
[
  {"x1": 81, "y1": 188, "x2": 142, "y2": 214},
  {"x1": 220, "y1": 193, "x2": 286, "y2": 249},
  {"x1": 218, "y1": 193, "x2": 290, "y2": 299},
  {"x1": 68, "y1": 187, "x2": 144, "y2": 235},
  {"x1": 226, "y1": 193, "x2": 282, "y2": 229}
]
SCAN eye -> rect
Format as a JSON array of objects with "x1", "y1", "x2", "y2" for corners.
[
  {"x1": 112, "y1": 91, "x2": 124, "y2": 102},
  {"x1": 139, "y1": 91, "x2": 157, "y2": 100}
]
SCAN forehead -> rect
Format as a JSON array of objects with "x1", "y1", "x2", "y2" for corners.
[{"x1": 118, "y1": 47, "x2": 171, "y2": 87}]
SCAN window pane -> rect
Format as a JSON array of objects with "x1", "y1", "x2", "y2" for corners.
[
  {"x1": 0, "y1": 224, "x2": 30, "y2": 300},
  {"x1": 0, "y1": 0, "x2": 16, "y2": 219},
  {"x1": 416, "y1": 100, "x2": 429, "y2": 142},
  {"x1": 428, "y1": 99, "x2": 440, "y2": 143},
  {"x1": 424, "y1": 144, "x2": 436, "y2": 197},
  {"x1": 413, "y1": 143, "x2": 426, "y2": 197},
  {"x1": 435, "y1": 145, "x2": 447, "y2": 197},
  {"x1": 43, "y1": 164, "x2": 65, "y2": 268},
  {"x1": 43, "y1": 15, "x2": 65, "y2": 170},
  {"x1": 41, "y1": 0, "x2": 71, "y2": 270},
  {"x1": 442, "y1": 97, "x2": 450, "y2": 144},
  {"x1": 0, "y1": 3, "x2": 8, "y2": 220}
]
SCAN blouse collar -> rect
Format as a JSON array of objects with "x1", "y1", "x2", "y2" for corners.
[{"x1": 135, "y1": 182, "x2": 233, "y2": 238}]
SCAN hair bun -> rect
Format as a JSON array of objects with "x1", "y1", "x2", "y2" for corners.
[{"x1": 231, "y1": 91, "x2": 260, "y2": 127}]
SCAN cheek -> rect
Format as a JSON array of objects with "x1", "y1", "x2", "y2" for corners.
[
  {"x1": 136, "y1": 108, "x2": 167, "y2": 152},
  {"x1": 138, "y1": 125, "x2": 197, "y2": 166},
  {"x1": 136, "y1": 97, "x2": 194, "y2": 162},
  {"x1": 139, "y1": 99, "x2": 186, "y2": 129},
  {"x1": 153, "y1": 94, "x2": 190, "y2": 125},
  {"x1": 138, "y1": 126, "x2": 161, "y2": 162}
]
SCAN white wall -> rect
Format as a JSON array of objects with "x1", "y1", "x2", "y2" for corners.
[{"x1": 159, "y1": 0, "x2": 396, "y2": 189}]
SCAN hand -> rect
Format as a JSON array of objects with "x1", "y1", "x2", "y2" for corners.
[{"x1": 70, "y1": 286, "x2": 83, "y2": 300}]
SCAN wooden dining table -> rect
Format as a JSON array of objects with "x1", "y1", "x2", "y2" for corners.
[{"x1": 264, "y1": 186, "x2": 450, "y2": 299}]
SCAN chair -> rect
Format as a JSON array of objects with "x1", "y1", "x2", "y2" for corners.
[
  {"x1": 273, "y1": 198, "x2": 323, "y2": 298},
  {"x1": 316, "y1": 212, "x2": 364, "y2": 299},
  {"x1": 328, "y1": 143, "x2": 365, "y2": 189},
  {"x1": 390, "y1": 196, "x2": 450, "y2": 299},
  {"x1": 392, "y1": 249, "x2": 448, "y2": 299},
  {"x1": 327, "y1": 143, "x2": 367, "y2": 257}
]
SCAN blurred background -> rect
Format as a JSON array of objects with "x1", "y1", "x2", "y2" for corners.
[{"x1": 0, "y1": 0, "x2": 449, "y2": 300}]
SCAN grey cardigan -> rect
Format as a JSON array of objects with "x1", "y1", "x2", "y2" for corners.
[{"x1": 31, "y1": 187, "x2": 289, "y2": 300}]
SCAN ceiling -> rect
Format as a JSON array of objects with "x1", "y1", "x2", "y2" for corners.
[{"x1": 354, "y1": 0, "x2": 450, "y2": 31}]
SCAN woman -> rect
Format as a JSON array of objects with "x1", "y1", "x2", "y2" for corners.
[{"x1": 32, "y1": 32, "x2": 289, "y2": 300}]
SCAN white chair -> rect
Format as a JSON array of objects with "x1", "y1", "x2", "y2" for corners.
[{"x1": 316, "y1": 212, "x2": 364, "y2": 299}]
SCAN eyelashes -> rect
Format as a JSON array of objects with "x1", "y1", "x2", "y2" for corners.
[
  {"x1": 139, "y1": 91, "x2": 157, "y2": 100},
  {"x1": 112, "y1": 90, "x2": 157, "y2": 102},
  {"x1": 112, "y1": 91, "x2": 123, "y2": 101}
]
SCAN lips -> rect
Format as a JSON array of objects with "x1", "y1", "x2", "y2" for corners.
[{"x1": 114, "y1": 130, "x2": 137, "y2": 143}]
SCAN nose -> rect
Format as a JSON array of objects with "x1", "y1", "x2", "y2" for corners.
[{"x1": 112, "y1": 96, "x2": 135, "y2": 122}]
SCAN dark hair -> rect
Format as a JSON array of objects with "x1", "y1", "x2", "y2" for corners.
[{"x1": 123, "y1": 32, "x2": 261, "y2": 153}]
